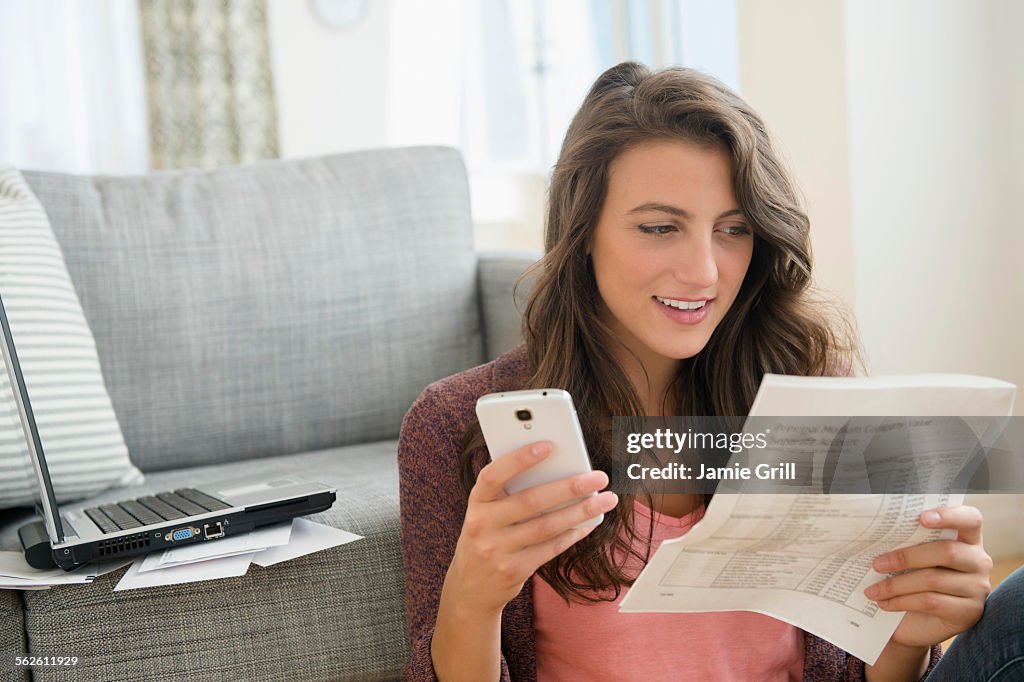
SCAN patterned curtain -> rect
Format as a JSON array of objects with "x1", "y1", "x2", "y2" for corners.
[{"x1": 138, "y1": 0, "x2": 279, "y2": 169}]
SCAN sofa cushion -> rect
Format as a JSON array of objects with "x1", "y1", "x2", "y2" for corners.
[
  {"x1": 23, "y1": 146, "x2": 484, "y2": 472},
  {"x1": 8, "y1": 440, "x2": 408, "y2": 681},
  {"x1": 0, "y1": 168, "x2": 142, "y2": 509}
]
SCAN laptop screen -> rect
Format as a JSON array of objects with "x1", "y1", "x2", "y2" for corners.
[{"x1": 0, "y1": 291, "x2": 64, "y2": 544}]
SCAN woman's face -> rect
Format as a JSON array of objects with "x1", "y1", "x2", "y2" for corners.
[{"x1": 589, "y1": 139, "x2": 754, "y2": 375}]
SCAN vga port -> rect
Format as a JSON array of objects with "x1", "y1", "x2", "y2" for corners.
[{"x1": 167, "y1": 527, "x2": 198, "y2": 542}]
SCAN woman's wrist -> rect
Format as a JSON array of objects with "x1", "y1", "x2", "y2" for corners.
[
  {"x1": 865, "y1": 640, "x2": 930, "y2": 682},
  {"x1": 431, "y1": 574, "x2": 505, "y2": 680}
]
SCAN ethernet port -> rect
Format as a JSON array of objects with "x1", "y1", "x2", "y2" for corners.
[{"x1": 203, "y1": 521, "x2": 225, "y2": 539}]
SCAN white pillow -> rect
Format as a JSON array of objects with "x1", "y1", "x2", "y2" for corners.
[{"x1": 0, "y1": 168, "x2": 143, "y2": 509}]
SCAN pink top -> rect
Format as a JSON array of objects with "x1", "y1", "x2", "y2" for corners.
[{"x1": 533, "y1": 501, "x2": 804, "y2": 681}]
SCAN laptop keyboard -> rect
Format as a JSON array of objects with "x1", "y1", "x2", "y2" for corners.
[{"x1": 84, "y1": 488, "x2": 231, "y2": 534}]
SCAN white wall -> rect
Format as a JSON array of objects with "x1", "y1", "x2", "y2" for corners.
[
  {"x1": 736, "y1": 0, "x2": 856, "y2": 309},
  {"x1": 993, "y1": 0, "x2": 1024, "y2": 424},
  {"x1": 844, "y1": 0, "x2": 1022, "y2": 399},
  {"x1": 266, "y1": 0, "x2": 390, "y2": 159}
]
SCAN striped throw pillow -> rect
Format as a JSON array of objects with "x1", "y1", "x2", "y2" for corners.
[{"x1": 0, "y1": 168, "x2": 143, "y2": 509}]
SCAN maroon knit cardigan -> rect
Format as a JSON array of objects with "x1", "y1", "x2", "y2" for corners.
[{"x1": 397, "y1": 345, "x2": 941, "y2": 681}]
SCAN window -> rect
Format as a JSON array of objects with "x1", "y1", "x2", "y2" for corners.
[{"x1": 388, "y1": 0, "x2": 737, "y2": 249}]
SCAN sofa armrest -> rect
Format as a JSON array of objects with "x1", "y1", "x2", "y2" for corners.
[{"x1": 477, "y1": 251, "x2": 541, "y2": 361}]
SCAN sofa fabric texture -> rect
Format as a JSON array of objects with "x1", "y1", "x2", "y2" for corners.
[
  {"x1": 0, "y1": 147, "x2": 539, "y2": 681},
  {"x1": 23, "y1": 146, "x2": 483, "y2": 473}
]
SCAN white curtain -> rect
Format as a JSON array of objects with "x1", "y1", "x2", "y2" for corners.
[{"x1": 0, "y1": 0, "x2": 149, "y2": 174}]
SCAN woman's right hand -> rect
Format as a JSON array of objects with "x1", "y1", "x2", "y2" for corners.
[{"x1": 442, "y1": 441, "x2": 619, "y2": 617}]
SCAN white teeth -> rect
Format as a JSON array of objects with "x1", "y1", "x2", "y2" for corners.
[{"x1": 656, "y1": 296, "x2": 708, "y2": 310}]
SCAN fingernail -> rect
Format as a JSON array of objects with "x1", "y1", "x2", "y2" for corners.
[
  {"x1": 874, "y1": 555, "x2": 891, "y2": 572},
  {"x1": 864, "y1": 584, "x2": 878, "y2": 599},
  {"x1": 531, "y1": 443, "x2": 550, "y2": 457},
  {"x1": 922, "y1": 511, "x2": 941, "y2": 526}
]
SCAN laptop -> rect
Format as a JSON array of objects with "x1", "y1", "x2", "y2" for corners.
[{"x1": 1, "y1": 292, "x2": 337, "y2": 571}]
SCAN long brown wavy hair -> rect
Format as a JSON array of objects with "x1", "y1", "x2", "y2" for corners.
[{"x1": 458, "y1": 61, "x2": 861, "y2": 603}]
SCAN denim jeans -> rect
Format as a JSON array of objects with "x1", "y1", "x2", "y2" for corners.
[{"x1": 926, "y1": 564, "x2": 1024, "y2": 681}]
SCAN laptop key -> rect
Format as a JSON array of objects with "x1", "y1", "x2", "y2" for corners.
[
  {"x1": 156, "y1": 492, "x2": 206, "y2": 517},
  {"x1": 84, "y1": 507, "x2": 119, "y2": 534},
  {"x1": 118, "y1": 500, "x2": 163, "y2": 526},
  {"x1": 98, "y1": 504, "x2": 142, "y2": 530},
  {"x1": 137, "y1": 495, "x2": 187, "y2": 521},
  {"x1": 176, "y1": 488, "x2": 231, "y2": 511}
]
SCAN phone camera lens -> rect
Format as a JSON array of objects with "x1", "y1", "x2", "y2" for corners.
[{"x1": 515, "y1": 409, "x2": 532, "y2": 422}]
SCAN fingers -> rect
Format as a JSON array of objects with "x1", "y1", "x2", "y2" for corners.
[
  {"x1": 505, "y1": 490, "x2": 619, "y2": 549},
  {"x1": 456, "y1": 501, "x2": 608, "y2": 605},
  {"x1": 872, "y1": 505, "x2": 990, "y2": 576},
  {"x1": 865, "y1": 567, "x2": 991, "y2": 603},
  {"x1": 470, "y1": 441, "x2": 552, "y2": 503},
  {"x1": 491, "y1": 469, "x2": 610, "y2": 527},
  {"x1": 917, "y1": 505, "x2": 984, "y2": 545},
  {"x1": 472, "y1": 437, "x2": 611, "y2": 526},
  {"x1": 872, "y1": 591, "x2": 983, "y2": 622},
  {"x1": 873, "y1": 539, "x2": 993, "y2": 575},
  {"x1": 504, "y1": 520, "x2": 603, "y2": 584},
  {"x1": 866, "y1": 505, "x2": 993, "y2": 626}
]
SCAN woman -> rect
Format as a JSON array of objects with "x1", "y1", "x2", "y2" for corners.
[{"x1": 398, "y1": 62, "x2": 1014, "y2": 681}]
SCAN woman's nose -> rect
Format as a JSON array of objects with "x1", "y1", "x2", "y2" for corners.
[{"x1": 673, "y1": 234, "x2": 718, "y2": 289}]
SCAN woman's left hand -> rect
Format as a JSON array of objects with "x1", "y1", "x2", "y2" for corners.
[{"x1": 865, "y1": 505, "x2": 993, "y2": 648}]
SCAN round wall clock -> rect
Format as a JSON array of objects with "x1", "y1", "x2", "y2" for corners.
[{"x1": 310, "y1": 0, "x2": 368, "y2": 30}]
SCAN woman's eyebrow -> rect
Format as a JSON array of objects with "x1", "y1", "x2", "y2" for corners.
[{"x1": 627, "y1": 202, "x2": 744, "y2": 220}]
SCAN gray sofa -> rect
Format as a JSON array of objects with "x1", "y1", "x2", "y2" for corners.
[{"x1": 0, "y1": 146, "x2": 536, "y2": 681}]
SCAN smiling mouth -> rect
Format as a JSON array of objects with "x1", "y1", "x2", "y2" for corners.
[{"x1": 654, "y1": 296, "x2": 712, "y2": 310}]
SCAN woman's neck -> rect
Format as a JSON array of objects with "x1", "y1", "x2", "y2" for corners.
[
  {"x1": 607, "y1": 345, "x2": 699, "y2": 518},
  {"x1": 618, "y1": 352, "x2": 680, "y2": 416}
]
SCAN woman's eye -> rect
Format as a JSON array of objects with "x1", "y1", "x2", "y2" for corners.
[
  {"x1": 639, "y1": 224, "x2": 676, "y2": 235},
  {"x1": 719, "y1": 224, "x2": 751, "y2": 236}
]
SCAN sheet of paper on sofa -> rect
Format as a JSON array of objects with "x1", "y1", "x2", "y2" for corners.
[
  {"x1": 0, "y1": 551, "x2": 130, "y2": 589},
  {"x1": 251, "y1": 517, "x2": 361, "y2": 567},
  {"x1": 115, "y1": 550, "x2": 254, "y2": 591}
]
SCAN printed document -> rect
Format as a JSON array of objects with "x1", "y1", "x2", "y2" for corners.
[{"x1": 620, "y1": 374, "x2": 1016, "y2": 665}]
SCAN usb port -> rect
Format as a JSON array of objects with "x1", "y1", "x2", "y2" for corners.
[{"x1": 203, "y1": 521, "x2": 225, "y2": 539}]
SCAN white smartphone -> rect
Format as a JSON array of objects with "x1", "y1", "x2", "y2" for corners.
[{"x1": 475, "y1": 389, "x2": 603, "y2": 527}]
